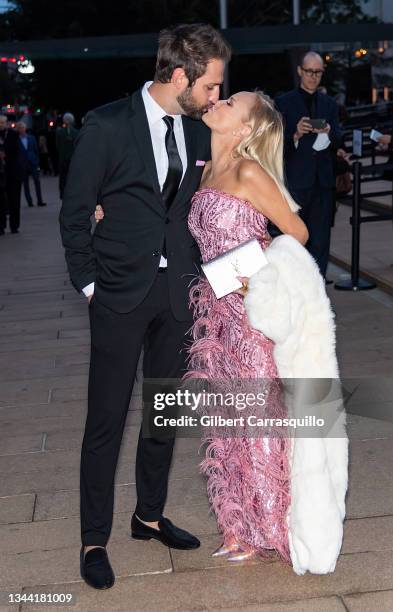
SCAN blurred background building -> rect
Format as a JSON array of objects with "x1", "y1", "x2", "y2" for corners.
[
  {"x1": 0, "y1": 1, "x2": 392, "y2": 128},
  {"x1": 361, "y1": 0, "x2": 393, "y2": 22}
]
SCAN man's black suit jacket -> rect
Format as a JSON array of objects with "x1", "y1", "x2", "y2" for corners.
[
  {"x1": 59, "y1": 89, "x2": 211, "y2": 320},
  {"x1": 1, "y1": 129, "x2": 24, "y2": 180},
  {"x1": 275, "y1": 89, "x2": 342, "y2": 190}
]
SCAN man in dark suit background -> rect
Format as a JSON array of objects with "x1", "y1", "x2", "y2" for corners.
[
  {"x1": 276, "y1": 52, "x2": 342, "y2": 278},
  {"x1": 16, "y1": 121, "x2": 46, "y2": 207},
  {"x1": 59, "y1": 23, "x2": 230, "y2": 590},
  {"x1": 56, "y1": 113, "x2": 78, "y2": 199},
  {"x1": 0, "y1": 137, "x2": 7, "y2": 236},
  {"x1": 0, "y1": 115, "x2": 24, "y2": 234}
]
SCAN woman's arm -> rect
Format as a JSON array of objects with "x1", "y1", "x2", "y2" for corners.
[{"x1": 239, "y1": 160, "x2": 309, "y2": 245}]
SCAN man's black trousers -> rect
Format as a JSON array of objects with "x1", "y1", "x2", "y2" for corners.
[
  {"x1": 6, "y1": 177, "x2": 22, "y2": 232},
  {"x1": 81, "y1": 271, "x2": 191, "y2": 546},
  {"x1": 291, "y1": 182, "x2": 334, "y2": 278}
]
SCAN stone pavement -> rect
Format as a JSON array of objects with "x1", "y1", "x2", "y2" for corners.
[{"x1": 1, "y1": 176, "x2": 393, "y2": 611}]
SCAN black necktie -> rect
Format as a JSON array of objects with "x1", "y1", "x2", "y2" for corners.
[
  {"x1": 162, "y1": 115, "x2": 183, "y2": 211},
  {"x1": 161, "y1": 116, "x2": 183, "y2": 259}
]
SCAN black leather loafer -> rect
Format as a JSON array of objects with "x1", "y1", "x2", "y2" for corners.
[
  {"x1": 131, "y1": 513, "x2": 200, "y2": 550},
  {"x1": 80, "y1": 546, "x2": 115, "y2": 589}
]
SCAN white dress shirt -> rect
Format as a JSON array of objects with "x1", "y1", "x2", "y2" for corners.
[{"x1": 83, "y1": 81, "x2": 188, "y2": 297}]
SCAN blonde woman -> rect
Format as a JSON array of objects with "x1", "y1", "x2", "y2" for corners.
[{"x1": 185, "y1": 91, "x2": 309, "y2": 563}]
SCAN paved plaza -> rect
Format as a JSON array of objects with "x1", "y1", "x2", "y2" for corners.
[{"x1": 1, "y1": 176, "x2": 393, "y2": 611}]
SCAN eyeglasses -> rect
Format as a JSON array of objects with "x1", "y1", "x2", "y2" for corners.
[{"x1": 300, "y1": 67, "x2": 324, "y2": 77}]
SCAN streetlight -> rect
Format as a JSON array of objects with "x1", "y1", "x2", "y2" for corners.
[
  {"x1": 293, "y1": 0, "x2": 300, "y2": 25},
  {"x1": 219, "y1": 0, "x2": 230, "y2": 98},
  {"x1": 219, "y1": 0, "x2": 228, "y2": 29}
]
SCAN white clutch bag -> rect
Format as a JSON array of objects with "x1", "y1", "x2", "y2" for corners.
[{"x1": 201, "y1": 237, "x2": 268, "y2": 299}]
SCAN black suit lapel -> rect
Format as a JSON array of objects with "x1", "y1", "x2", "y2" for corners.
[
  {"x1": 295, "y1": 89, "x2": 318, "y2": 147},
  {"x1": 183, "y1": 115, "x2": 198, "y2": 170},
  {"x1": 315, "y1": 91, "x2": 321, "y2": 118},
  {"x1": 295, "y1": 89, "x2": 308, "y2": 118},
  {"x1": 128, "y1": 91, "x2": 203, "y2": 217},
  {"x1": 168, "y1": 116, "x2": 199, "y2": 214},
  {"x1": 315, "y1": 91, "x2": 328, "y2": 119},
  {"x1": 128, "y1": 90, "x2": 163, "y2": 212}
]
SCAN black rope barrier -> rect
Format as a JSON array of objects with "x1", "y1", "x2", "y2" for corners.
[{"x1": 334, "y1": 160, "x2": 393, "y2": 291}]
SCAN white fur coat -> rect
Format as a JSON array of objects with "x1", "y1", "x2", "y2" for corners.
[{"x1": 244, "y1": 234, "x2": 348, "y2": 575}]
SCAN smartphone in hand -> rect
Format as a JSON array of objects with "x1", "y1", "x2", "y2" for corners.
[
  {"x1": 308, "y1": 118, "x2": 327, "y2": 130},
  {"x1": 370, "y1": 129, "x2": 383, "y2": 142}
]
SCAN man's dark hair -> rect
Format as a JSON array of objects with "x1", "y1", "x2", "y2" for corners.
[{"x1": 155, "y1": 23, "x2": 231, "y2": 86}]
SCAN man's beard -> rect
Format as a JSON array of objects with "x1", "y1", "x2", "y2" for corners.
[{"x1": 177, "y1": 87, "x2": 208, "y2": 120}]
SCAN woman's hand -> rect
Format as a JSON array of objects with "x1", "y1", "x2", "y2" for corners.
[
  {"x1": 378, "y1": 134, "x2": 392, "y2": 146},
  {"x1": 95, "y1": 204, "x2": 104, "y2": 223},
  {"x1": 234, "y1": 276, "x2": 249, "y2": 297},
  {"x1": 337, "y1": 148, "x2": 351, "y2": 162}
]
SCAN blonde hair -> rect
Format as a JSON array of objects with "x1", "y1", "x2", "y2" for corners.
[{"x1": 233, "y1": 90, "x2": 300, "y2": 213}]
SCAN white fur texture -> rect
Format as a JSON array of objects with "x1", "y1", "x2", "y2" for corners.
[{"x1": 244, "y1": 235, "x2": 348, "y2": 575}]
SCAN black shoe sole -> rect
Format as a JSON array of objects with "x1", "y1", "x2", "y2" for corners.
[
  {"x1": 131, "y1": 533, "x2": 151, "y2": 541},
  {"x1": 131, "y1": 531, "x2": 200, "y2": 550},
  {"x1": 80, "y1": 568, "x2": 115, "y2": 590}
]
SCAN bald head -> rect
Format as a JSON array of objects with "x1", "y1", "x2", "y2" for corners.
[
  {"x1": 300, "y1": 51, "x2": 324, "y2": 68},
  {"x1": 297, "y1": 52, "x2": 325, "y2": 94},
  {"x1": 16, "y1": 121, "x2": 27, "y2": 135},
  {"x1": 63, "y1": 113, "x2": 75, "y2": 126}
]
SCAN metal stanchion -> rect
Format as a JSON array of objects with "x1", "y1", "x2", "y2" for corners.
[
  {"x1": 371, "y1": 140, "x2": 376, "y2": 171},
  {"x1": 335, "y1": 161, "x2": 376, "y2": 291}
]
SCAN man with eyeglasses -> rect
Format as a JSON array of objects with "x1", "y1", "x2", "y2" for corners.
[{"x1": 276, "y1": 51, "x2": 342, "y2": 280}]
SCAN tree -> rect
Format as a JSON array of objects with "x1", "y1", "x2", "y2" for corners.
[
  {"x1": 302, "y1": 0, "x2": 377, "y2": 24},
  {"x1": 0, "y1": 0, "x2": 376, "y2": 41}
]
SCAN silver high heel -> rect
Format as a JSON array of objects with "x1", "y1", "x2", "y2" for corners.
[
  {"x1": 211, "y1": 541, "x2": 242, "y2": 557},
  {"x1": 226, "y1": 549, "x2": 258, "y2": 562}
]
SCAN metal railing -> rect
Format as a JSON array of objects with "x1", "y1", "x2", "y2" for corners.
[{"x1": 335, "y1": 160, "x2": 393, "y2": 291}]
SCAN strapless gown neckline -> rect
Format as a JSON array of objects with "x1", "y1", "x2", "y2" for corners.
[{"x1": 195, "y1": 186, "x2": 258, "y2": 213}]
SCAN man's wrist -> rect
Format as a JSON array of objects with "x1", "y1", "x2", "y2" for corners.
[{"x1": 82, "y1": 282, "x2": 95, "y2": 298}]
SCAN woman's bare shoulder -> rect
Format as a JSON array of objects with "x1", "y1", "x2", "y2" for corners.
[{"x1": 237, "y1": 159, "x2": 272, "y2": 186}]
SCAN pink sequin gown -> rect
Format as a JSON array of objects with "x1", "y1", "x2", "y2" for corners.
[{"x1": 187, "y1": 187, "x2": 291, "y2": 561}]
